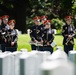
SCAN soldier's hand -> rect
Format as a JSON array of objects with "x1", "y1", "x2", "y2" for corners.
[
  {"x1": 47, "y1": 42, "x2": 50, "y2": 46},
  {"x1": 34, "y1": 40, "x2": 37, "y2": 43},
  {"x1": 4, "y1": 39, "x2": 7, "y2": 42},
  {"x1": 11, "y1": 42, "x2": 15, "y2": 46},
  {"x1": 41, "y1": 40, "x2": 43, "y2": 44},
  {"x1": 68, "y1": 35, "x2": 72, "y2": 39}
]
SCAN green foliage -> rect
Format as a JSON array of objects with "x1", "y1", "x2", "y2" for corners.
[
  {"x1": 0, "y1": 0, "x2": 76, "y2": 33},
  {"x1": 26, "y1": 0, "x2": 76, "y2": 31},
  {"x1": 17, "y1": 34, "x2": 31, "y2": 51},
  {"x1": 26, "y1": 17, "x2": 34, "y2": 29},
  {"x1": 72, "y1": 0, "x2": 76, "y2": 15},
  {"x1": 51, "y1": 18, "x2": 64, "y2": 30}
]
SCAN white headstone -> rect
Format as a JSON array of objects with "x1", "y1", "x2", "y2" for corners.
[
  {"x1": 3, "y1": 51, "x2": 23, "y2": 75},
  {"x1": 53, "y1": 29, "x2": 57, "y2": 34},
  {"x1": 11, "y1": 51, "x2": 22, "y2": 75},
  {"x1": 36, "y1": 51, "x2": 51, "y2": 61},
  {"x1": 0, "y1": 53, "x2": 13, "y2": 75},
  {"x1": 19, "y1": 53, "x2": 39, "y2": 75},
  {"x1": 15, "y1": 29, "x2": 22, "y2": 35},
  {"x1": 40, "y1": 48, "x2": 74, "y2": 75},
  {"x1": 19, "y1": 51, "x2": 51, "y2": 75},
  {"x1": 49, "y1": 46, "x2": 68, "y2": 60},
  {"x1": 27, "y1": 29, "x2": 30, "y2": 35},
  {"x1": 40, "y1": 60, "x2": 74, "y2": 75},
  {"x1": 20, "y1": 48, "x2": 28, "y2": 52},
  {"x1": 68, "y1": 51, "x2": 76, "y2": 75}
]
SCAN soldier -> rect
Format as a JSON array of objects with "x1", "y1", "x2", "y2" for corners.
[
  {"x1": 38, "y1": 15, "x2": 48, "y2": 51},
  {"x1": 42, "y1": 20, "x2": 54, "y2": 53},
  {"x1": 5, "y1": 20, "x2": 18, "y2": 52},
  {"x1": 0, "y1": 17, "x2": 2, "y2": 49},
  {"x1": 2, "y1": 15, "x2": 10, "y2": 30},
  {"x1": 41, "y1": 15, "x2": 48, "y2": 24},
  {"x1": 30, "y1": 16, "x2": 42, "y2": 50},
  {"x1": 39, "y1": 16, "x2": 48, "y2": 32},
  {"x1": 1, "y1": 15, "x2": 10, "y2": 52},
  {"x1": 0, "y1": 17, "x2": 2, "y2": 29},
  {"x1": 62, "y1": 16, "x2": 76, "y2": 54}
]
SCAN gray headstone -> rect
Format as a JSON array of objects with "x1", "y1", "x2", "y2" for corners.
[
  {"x1": 0, "y1": 53, "x2": 13, "y2": 75},
  {"x1": 19, "y1": 51, "x2": 51, "y2": 75},
  {"x1": 11, "y1": 51, "x2": 22, "y2": 75},
  {"x1": 46, "y1": 46, "x2": 67, "y2": 61},
  {"x1": 19, "y1": 53, "x2": 34, "y2": 75},
  {"x1": 36, "y1": 51, "x2": 51, "y2": 61},
  {"x1": 40, "y1": 48, "x2": 74, "y2": 75},
  {"x1": 20, "y1": 48, "x2": 28, "y2": 52},
  {"x1": 40, "y1": 60, "x2": 74, "y2": 75},
  {"x1": 68, "y1": 51, "x2": 76, "y2": 75}
]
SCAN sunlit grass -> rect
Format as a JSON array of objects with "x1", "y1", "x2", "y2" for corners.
[{"x1": 17, "y1": 34, "x2": 31, "y2": 51}]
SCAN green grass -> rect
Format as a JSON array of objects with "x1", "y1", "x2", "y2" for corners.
[
  {"x1": 18, "y1": 34, "x2": 76, "y2": 51},
  {"x1": 17, "y1": 34, "x2": 31, "y2": 51}
]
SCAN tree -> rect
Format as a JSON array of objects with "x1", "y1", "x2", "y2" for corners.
[{"x1": 26, "y1": 0, "x2": 76, "y2": 29}]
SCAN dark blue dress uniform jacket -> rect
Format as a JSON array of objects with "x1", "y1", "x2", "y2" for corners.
[
  {"x1": 42, "y1": 28, "x2": 54, "y2": 46},
  {"x1": 5, "y1": 29, "x2": 18, "y2": 47},
  {"x1": 30, "y1": 25, "x2": 42, "y2": 42},
  {"x1": 62, "y1": 24, "x2": 75, "y2": 45}
]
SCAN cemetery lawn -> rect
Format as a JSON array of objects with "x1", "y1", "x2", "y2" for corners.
[{"x1": 18, "y1": 34, "x2": 76, "y2": 51}]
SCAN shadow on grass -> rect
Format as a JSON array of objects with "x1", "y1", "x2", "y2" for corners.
[{"x1": 55, "y1": 33, "x2": 62, "y2": 35}]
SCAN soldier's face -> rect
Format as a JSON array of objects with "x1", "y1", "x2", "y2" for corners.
[
  {"x1": 34, "y1": 20, "x2": 40, "y2": 25},
  {"x1": 66, "y1": 19, "x2": 72, "y2": 25},
  {"x1": 45, "y1": 23, "x2": 51, "y2": 29},
  {"x1": 0, "y1": 19, "x2": 2, "y2": 25},
  {"x1": 9, "y1": 23, "x2": 15, "y2": 29},
  {"x1": 41, "y1": 18, "x2": 47, "y2": 24},
  {"x1": 3, "y1": 18, "x2": 8, "y2": 24}
]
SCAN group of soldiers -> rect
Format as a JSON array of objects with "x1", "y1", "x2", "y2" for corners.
[
  {"x1": 0, "y1": 15, "x2": 18, "y2": 52},
  {"x1": 29, "y1": 15, "x2": 76, "y2": 54}
]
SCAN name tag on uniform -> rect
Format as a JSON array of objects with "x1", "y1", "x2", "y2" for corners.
[
  {"x1": 48, "y1": 31, "x2": 51, "y2": 33},
  {"x1": 50, "y1": 42, "x2": 57, "y2": 48},
  {"x1": 71, "y1": 28, "x2": 73, "y2": 31}
]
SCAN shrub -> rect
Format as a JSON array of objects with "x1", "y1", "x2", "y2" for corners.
[{"x1": 51, "y1": 18, "x2": 65, "y2": 30}]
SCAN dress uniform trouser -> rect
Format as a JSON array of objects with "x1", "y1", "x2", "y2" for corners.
[
  {"x1": 64, "y1": 45, "x2": 73, "y2": 54},
  {"x1": 31, "y1": 45, "x2": 43, "y2": 51},
  {"x1": 1, "y1": 44, "x2": 5, "y2": 52},
  {"x1": 38, "y1": 46, "x2": 44, "y2": 51},
  {"x1": 31, "y1": 45, "x2": 37, "y2": 50},
  {"x1": 43, "y1": 46, "x2": 53, "y2": 54},
  {"x1": 5, "y1": 47, "x2": 17, "y2": 52}
]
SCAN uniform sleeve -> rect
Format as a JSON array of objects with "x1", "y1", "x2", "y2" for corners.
[
  {"x1": 48, "y1": 35, "x2": 54, "y2": 43},
  {"x1": 13, "y1": 30, "x2": 18, "y2": 43},
  {"x1": 38, "y1": 26, "x2": 43, "y2": 41},
  {"x1": 62, "y1": 26, "x2": 68, "y2": 37},
  {"x1": 62, "y1": 26, "x2": 65, "y2": 36},
  {"x1": 1, "y1": 27, "x2": 7, "y2": 40},
  {"x1": 71, "y1": 26, "x2": 76, "y2": 37},
  {"x1": 29, "y1": 26, "x2": 36, "y2": 41}
]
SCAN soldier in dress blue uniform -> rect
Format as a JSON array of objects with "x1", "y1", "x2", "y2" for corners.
[
  {"x1": 39, "y1": 16, "x2": 48, "y2": 33},
  {"x1": 42, "y1": 20, "x2": 54, "y2": 53},
  {"x1": 62, "y1": 16, "x2": 76, "y2": 54},
  {"x1": 1, "y1": 15, "x2": 10, "y2": 52},
  {"x1": 38, "y1": 15, "x2": 48, "y2": 51},
  {"x1": 5, "y1": 20, "x2": 18, "y2": 52},
  {"x1": 2, "y1": 15, "x2": 10, "y2": 30},
  {"x1": 0, "y1": 17, "x2": 2, "y2": 50},
  {"x1": 30, "y1": 16, "x2": 42, "y2": 50}
]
